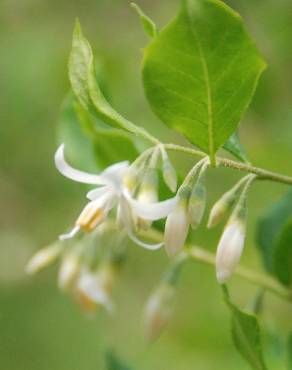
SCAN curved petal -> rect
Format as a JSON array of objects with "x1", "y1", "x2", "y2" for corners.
[
  {"x1": 127, "y1": 230, "x2": 164, "y2": 250},
  {"x1": 101, "y1": 161, "x2": 129, "y2": 178},
  {"x1": 87, "y1": 186, "x2": 109, "y2": 201},
  {"x1": 124, "y1": 190, "x2": 177, "y2": 221},
  {"x1": 55, "y1": 144, "x2": 109, "y2": 185}
]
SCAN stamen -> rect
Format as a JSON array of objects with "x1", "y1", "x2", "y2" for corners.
[{"x1": 59, "y1": 226, "x2": 80, "y2": 241}]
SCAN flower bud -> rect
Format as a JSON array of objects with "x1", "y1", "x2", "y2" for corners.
[
  {"x1": 164, "y1": 187, "x2": 190, "y2": 256},
  {"x1": 137, "y1": 168, "x2": 158, "y2": 230},
  {"x1": 76, "y1": 264, "x2": 115, "y2": 314},
  {"x1": 216, "y1": 218, "x2": 246, "y2": 284},
  {"x1": 58, "y1": 251, "x2": 82, "y2": 291},
  {"x1": 188, "y1": 182, "x2": 206, "y2": 229},
  {"x1": 144, "y1": 284, "x2": 175, "y2": 342},
  {"x1": 26, "y1": 244, "x2": 61, "y2": 274},
  {"x1": 208, "y1": 176, "x2": 251, "y2": 228},
  {"x1": 162, "y1": 159, "x2": 177, "y2": 193}
]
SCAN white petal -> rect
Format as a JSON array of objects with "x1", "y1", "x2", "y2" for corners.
[
  {"x1": 55, "y1": 144, "x2": 109, "y2": 185},
  {"x1": 124, "y1": 190, "x2": 177, "y2": 221},
  {"x1": 59, "y1": 226, "x2": 80, "y2": 241},
  {"x1": 127, "y1": 229, "x2": 164, "y2": 250},
  {"x1": 164, "y1": 201, "x2": 189, "y2": 256},
  {"x1": 216, "y1": 221, "x2": 245, "y2": 284},
  {"x1": 101, "y1": 161, "x2": 129, "y2": 178},
  {"x1": 86, "y1": 186, "x2": 110, "y2": 201}
]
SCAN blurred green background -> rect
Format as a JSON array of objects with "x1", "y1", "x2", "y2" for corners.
[{"x1": 1, "y1": 0, "x2": 292, "y2": 369}]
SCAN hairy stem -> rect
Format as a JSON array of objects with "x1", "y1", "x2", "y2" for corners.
[{"x1": 163, "y1": 143, "x2": 292, "y2": 186}]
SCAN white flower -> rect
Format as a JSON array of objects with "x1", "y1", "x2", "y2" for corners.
[
  {"x1": 215, "y1": 220, "x2": 246, "y2": 284},
  {"x1": 58, "y1": 253, "x2": 81, "y2": 290},
  {"x1": 55, "y1": 144, "x2": 177, "y2": 250},
  {"x1": 164, "y1": 198, "x2": 189, "y2": 256}
]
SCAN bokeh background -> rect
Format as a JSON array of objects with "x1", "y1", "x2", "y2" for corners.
[{"x1": 1, "y1": 0, "x2": 292, "y2": 369}]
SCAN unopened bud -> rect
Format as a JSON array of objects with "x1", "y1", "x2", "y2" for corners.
[
  {"x1": 144, "y1": 284, "x2": 175, "y2": 342},
  {"x1": 26, "y1": 244, "x2": 61, "y2": 274},
  {"x1": 208, "y1": 176, "x2": 252, "y2": 229},
  {"x1": 76, "y1": 264, "x2": 115, "y2": 314},
  {"x1": 164, "y1": 194, "x2": 189, "y2": 256},
  {"x1": 188, "y1": 182, "x2": 206, "y2": 229},
  {"x1": 58, "y1": 251, "x2": 82, "y2": 290},
  {"x1": 216, "y1": 218, "x2": 246, "y2": 284},
  {"x1": 137, "y1": 169, "x2": 158, "y2": 230}
]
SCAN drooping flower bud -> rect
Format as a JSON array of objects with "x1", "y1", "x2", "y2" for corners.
[
  {"x1": 160, "y1": 146, "x2": 177, "y2": 192},
  {"x1": 137, "y1": 168, "x2": 158, "y2": 230},
  {"x1": 164, "y1": 186, "x2": 191, "y2": 256},
  {"x1": 76, "y1": 263, "x2": 116, "y2": 314},
  {"x1": 143, "y1": 283, "x2": 175, "y2": 342},
  {"x1": 26, "y1": 243, "x2": 62, "y2": 274},
  {"x1": 215, "y1": 199, "x2": 247, "y2": 284},
  {"x1": 58, "y1": 248, "x2": 82, "y2": 290},
  {"x1": 208, "y1": 175, "x2": 252, "y2": 229},
  {"x1": 188, "y1": 162, "x2": 208, "y2": 229}
]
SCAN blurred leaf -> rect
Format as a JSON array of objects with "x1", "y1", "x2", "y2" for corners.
[
  {"x1": 223, "y1": 132, "x2": 249, "y2": 163},
  {"x1": 223, "y1": 287, "x2": 267, "y2": 370},
  {"x1": 69, "y1": 20, "x2": 151, "y2": 141},
  {"x1": 273, "y1": 220, "x2": 292, "y2": 286},
  {"x1": 105, "y1": 350, "x2": 131, "y2": 370},
  {"x1": 288, "y1": 334, "x2": 292, "y2": 370},
  {"x1": 256, "y1": 191, "x2": 292, "y2": 273},
  {"x1": 131, "y1": 3, "x2": 158, "y2": 38},
  {"x1": 58, "y1": 94, "x2": 139, "y2": 170},
  {"x1": 142, "y1": 0, "x2": 266, "y2": 163},
  {"x1": 58, "y1": 93, "x2": 97, "y2": 171}
]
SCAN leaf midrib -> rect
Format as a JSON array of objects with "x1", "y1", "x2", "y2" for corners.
[{"x1": 185, "y1": 10, "x2": 215, "y2": 159}]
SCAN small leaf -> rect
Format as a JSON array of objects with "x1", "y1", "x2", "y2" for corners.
[
  {"x1": 142, "y1": 0, "x2": 266, "y2": 163},
  {"x1": 223, "y1": 131, "x2": 249, "y2": 163},
  {"x1": 223, "y1": 287, "x2": 268, "y2": 370},
  {"x1": 131, "y1": 2, "x2": 158, "y2": 38},
  {"x1": 256, "y1": 191, "x2": 292, "y2": 273},
  {"x1": 105, "y1": 350, "x2": 131, "y2": 370},
  {"x1": 69, "y1": 20, "x2": 150, "y2": 140},
  {"x1": 273, "y1": 220, "x2": 292, "y2": 286},
  {"x1": 58, "y1": 94, "x2": 139, "y2": 170},
  {"x1": 58, "y1": 93, "x2": 97, "y2": 171}
]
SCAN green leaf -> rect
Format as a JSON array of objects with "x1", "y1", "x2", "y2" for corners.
[
  {"x1": 288, "y1": 334, "x2": 292, "y2": 370},
  {"x1": 58, "y1": 94, "x2": 139, "y2": 170},
  {"x1": 273, "y1": 220, "x2": 292, "y2": 286},
  {"x1": 131, "y1": 2, "x2": 158, "y2": 38},
  {"x1": 223, "y1": 287, "x2": 268, "y2": 370},
  {"x1": 256, "y1": 191, "x2": 292, "y2": 273},
  {"x1": 105, "y1": 350, "x2": 131, "y2": 370},
  {"x1": 69, "y1": 20, "x2": 155, "y2": 143},
  {"x1": 142, "y1": 0, "x2": 266, "y2": 163},
  {"x1": 58, "y1": 93, "x2": 97, "y2": 171},
  {"x1": 223, "y1": 131, "x2": 249, "y2": 163}
]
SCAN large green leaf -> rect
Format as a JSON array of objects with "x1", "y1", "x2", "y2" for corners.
[
  {"x1": 223, "y1": 287, "x2": 267, "y2": 370},
  {"x1": 273, "y1": 220, "x2": 292, "y2": 286},
  {"x1": 256, "y1": 191, "x2": 292, "y2": 273},
  {"x1": 142, "y1": 0, "x2": 266, "y2": 163}
]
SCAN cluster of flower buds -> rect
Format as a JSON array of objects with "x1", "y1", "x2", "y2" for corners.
[
  {"x1": 208, "y1": 174, "x2": 256, "y2": 284},
  {"x1": 27, "y1": 222, "x2": 125, "y2": 314}
]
